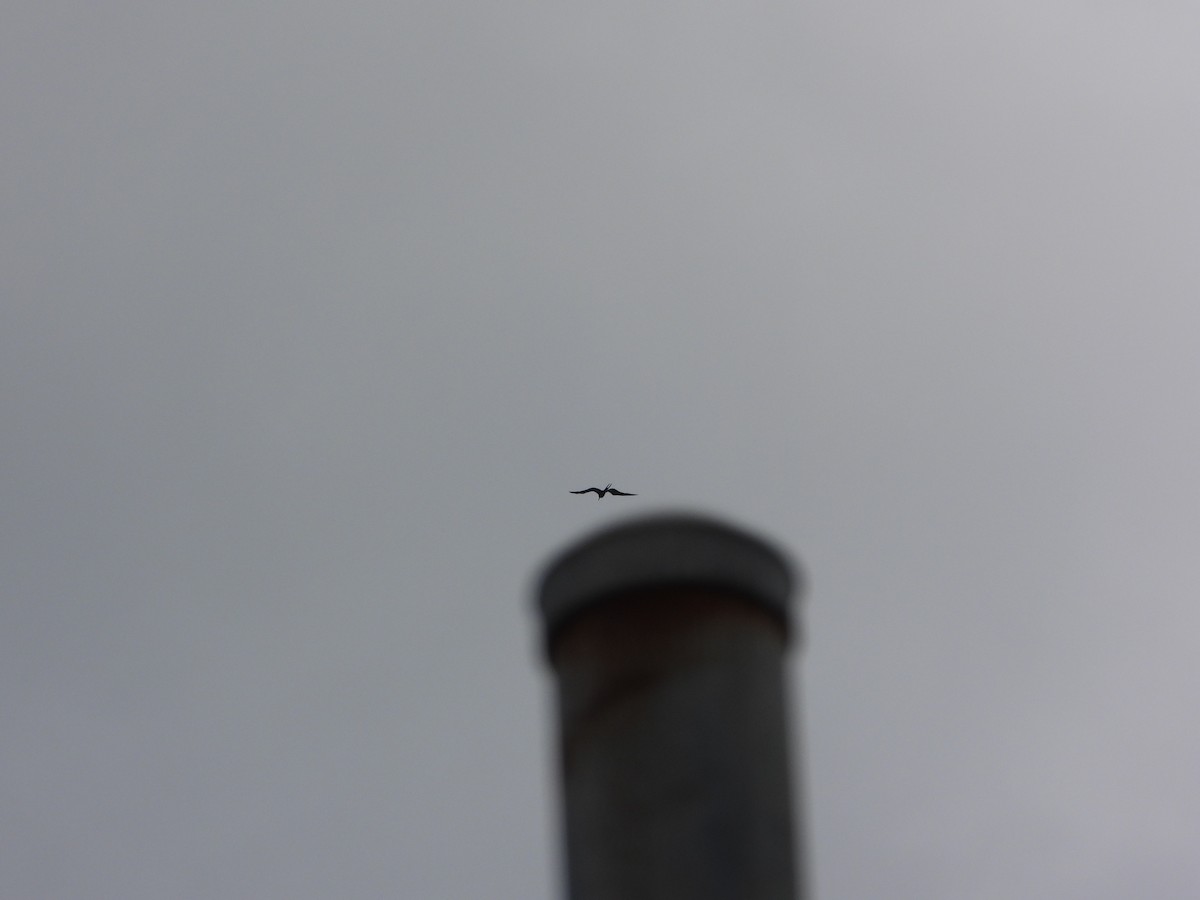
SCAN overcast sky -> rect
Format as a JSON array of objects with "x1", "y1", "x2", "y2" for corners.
[{"x1": 4, "y1": 2, "x2": 1199, "y2": 898}]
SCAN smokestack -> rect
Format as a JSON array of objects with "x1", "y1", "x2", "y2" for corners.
[{"x1": 535, "y1": 513, "x2": 806, "y2": 900}]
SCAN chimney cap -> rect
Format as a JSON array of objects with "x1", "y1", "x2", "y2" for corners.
[{"x1": 536, "y1": 512, "x2": 798, "y2": 648}]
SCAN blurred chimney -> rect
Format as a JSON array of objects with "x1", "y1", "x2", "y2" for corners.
[{"x1": 535, "y1": 513, "x2": 807, "y2": 900}]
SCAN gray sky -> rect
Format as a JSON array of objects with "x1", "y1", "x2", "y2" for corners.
[{"x1": 3, "y1": 2, "x2": 1199, "y2": 897}]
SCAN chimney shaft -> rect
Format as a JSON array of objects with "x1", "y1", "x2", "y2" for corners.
[{"x1": 535, "y1": 514, "x2": 806, "y2": 900}]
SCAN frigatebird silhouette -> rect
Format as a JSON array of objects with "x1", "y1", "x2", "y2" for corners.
[{"x1": 570, "y1": 483, "x2": 637, "y2": 499}]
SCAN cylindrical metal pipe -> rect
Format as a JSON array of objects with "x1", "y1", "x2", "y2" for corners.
[{"x1": 535, "y1": 513, "x2": 806, "y2": 900}]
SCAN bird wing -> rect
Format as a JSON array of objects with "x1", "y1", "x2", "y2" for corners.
[
  {"x1": 570, "y1": 488, "x2": 602, "y2": 495},
  {"x1": 607, "y1": 488, "x2": 636, "y2": 496}
]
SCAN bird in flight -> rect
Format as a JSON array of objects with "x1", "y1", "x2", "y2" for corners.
[{"x1": 571, "y1": 483, "x2": 637, "y2": 499}]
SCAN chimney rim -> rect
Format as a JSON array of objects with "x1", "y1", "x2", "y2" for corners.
[{"x1": 535, "y1": 511, "x2": 799, "y2": 653}]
